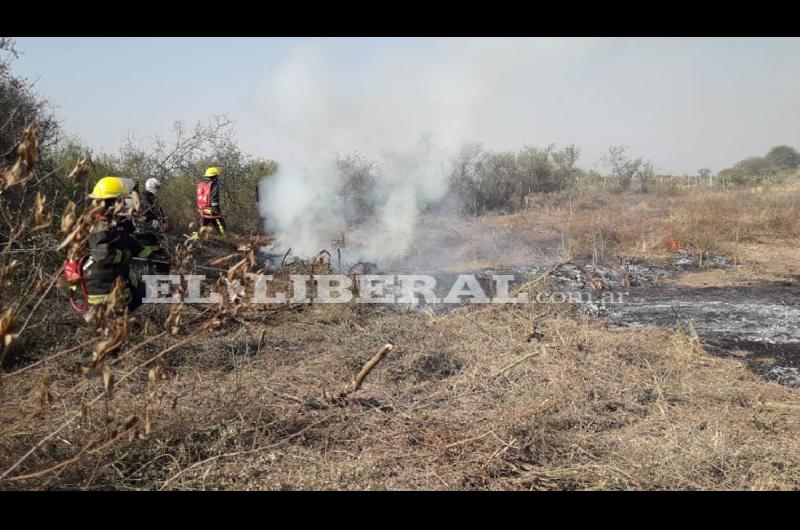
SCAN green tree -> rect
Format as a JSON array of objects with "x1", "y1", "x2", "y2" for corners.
[
  {"x1": 733, "y1": 156, "x2": 773, "y2": 176},
  {"x1": 0, "y1": 38, "x2": 60, "y2": 167},
  {"x1": 603, "y1": 145, "x2": 652, "y2": 192},
  {"x1": 764, "y1": 145, "x2": 800, "y2": 170}
]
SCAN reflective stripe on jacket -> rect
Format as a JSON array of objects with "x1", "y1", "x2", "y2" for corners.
[{"x1": 85, "y1": 215, "x2": 145, "y2": 297}]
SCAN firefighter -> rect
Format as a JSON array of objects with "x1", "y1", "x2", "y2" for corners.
[
  {"x1": 130, "y1": 177, "x2": 171, "y2": 274},
  {"x1": 142, "y1": 178, "x2": 166, "y2": 231},
  {"x1": 84, "y1": 176, "x2": 156, "y2": 312},
  {"x1": 197, "y1": 166, "x2": 226, "y2": 235}
]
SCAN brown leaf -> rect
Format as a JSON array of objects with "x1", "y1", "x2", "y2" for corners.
[
  {"x1": 104, "y1": 278, "x2": 129, "y2": 314},
  {"x1": 18, "y1": 123, "x2": 38, "y2": 168},
  {"x1": 92, "y1": 320, "x2": 127, "y2": 366}
]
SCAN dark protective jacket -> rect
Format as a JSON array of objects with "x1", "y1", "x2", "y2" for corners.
[
  {"x1": 141, "y1": 190, "x2": 166, "y2": 228},
  {"x1": 84, "y1": 214, "x2": 152, "y2": 302}
]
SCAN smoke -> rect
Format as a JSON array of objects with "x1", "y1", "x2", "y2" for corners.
[
  {"x1": 258, "y1": 138, "x2": 454, "y2": 263},
  {"x1": 254, "y1": 38, "x2": 623, "y2": 265},
  {"x1": 257, "y1": 157, "x2": 346, "y2": 258},
  {"x1": 255, "y1": 40, "x2": 495, "y2": 264}
]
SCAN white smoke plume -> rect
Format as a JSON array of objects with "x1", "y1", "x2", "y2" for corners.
[
  {"x1": 255, "y1": 40, "x2": 495, "y2": 264},
  {"x1": 253, "y1": 38, "x2": 628, "y2": 265}
]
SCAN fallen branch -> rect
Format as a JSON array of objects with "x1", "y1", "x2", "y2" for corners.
[
  {"x1": 570, "y1": 261, "x2": 604, "y2": 291},
  {"x1": 328, "y1": 343, "x2": 394, "y2": 402},
  {"x1": 494, "y1": 345, "x2": 545, "y2": 378}
]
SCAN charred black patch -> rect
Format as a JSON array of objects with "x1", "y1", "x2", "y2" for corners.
[{"x1": 410, "y1": 352, "x2": 464, "y2": 382}]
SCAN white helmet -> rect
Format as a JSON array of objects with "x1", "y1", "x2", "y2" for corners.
[{"x1": 145, "y1": 178, "x2": 161, "y2": 194}]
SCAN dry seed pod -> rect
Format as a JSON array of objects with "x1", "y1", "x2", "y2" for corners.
[
  {"x1": 18, "y1": 123, "x2": 38, "y2": 167},
  {"x1": 0, "y1": 310, "x2": 13, "y2": 335},
  {"x1": 37, "y1": 373, "x2": 54, "y2": 407},
  {"x1": 67, "y1": 154, "x2": 92, "y2": 183},
  {"x1": 102, "y1": 365, "x2": 115, "y2": 398},
  {"x1": 148, "y1": 368, "x2": 157, "y2": 394},
  {"x1": 1, "y1": 333, "x2": 17, "y2": 361},
  {"x1": 92, "y1": 320, "x2": 126, "y2": 366},
  {"x1": 2, "y1": 123, "x2": 38, "y2": 189},
  {"x1": 33, "y1": 191, "x2": 52, "y2": 230},
  {"x1": 123, "y1": 416, "x2": 139, "y2": 442},
  {"x1": 166, "y1": 306, "x2": 182, "y2": 335},
  {"x1": 61, "y1": 201, "x2": 77, "y2": 233},
  {"x1": 130, "y1": 191, "x2": 141, "y2": 214},
  {"x1": 93, "y1": 338, "x2": 117, "y2": 365}
]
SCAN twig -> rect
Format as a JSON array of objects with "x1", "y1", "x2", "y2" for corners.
[
  {"x1": 0, "y1": 329, "x2": 204, "y2": 480},
  {"x1": 444, "y1": 430, "x2": 493, "y2": 449},
  {"x1": 264, "y1": 385, "x2": 327, "y2": 410},
  {"x1": 494, "y1": 345, "x2": 545, "y2": 378},
  {"x1": 17, "y1": 269, "x2": 63, "y2": 336},
  {"x1": 3, "y1": 338, "x2": 98, "y2": 377},
  {"x1": 331, "y1": 343, "x2": 394, "y2": 401},
  {"x1": 158, "y1": 417, "x2": 328, "y2": 490}
]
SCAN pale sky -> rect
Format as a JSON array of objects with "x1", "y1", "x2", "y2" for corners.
[{"x1": 11, "y1": 37, "x2": 800, "y2": 174}]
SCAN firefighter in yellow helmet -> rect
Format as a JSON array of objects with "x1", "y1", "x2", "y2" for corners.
[
  {"x1": 196, "y1": 167, "x2": 226, "y2": 235},
  {"x1": 84, "y1": 176, "x2": 156, "y2": 311}
]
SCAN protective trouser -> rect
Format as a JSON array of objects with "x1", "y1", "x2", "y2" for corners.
[
  {"x1": 201, "y1": 216, "x2": 226, "y2": 235},
  {"x1": 87, "y1": 272, "x2": 146, "y2": 311}
]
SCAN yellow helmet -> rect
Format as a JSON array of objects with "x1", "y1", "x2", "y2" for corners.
[
  {"x1": 204, "y1": 167, "x2": 220, "y2": 178},
  {"x1": 88, "y1": 176, "x2": 130, "y2": 199}
]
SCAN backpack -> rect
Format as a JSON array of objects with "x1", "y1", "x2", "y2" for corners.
[
  {"x1": 63, "y1": 256, "x2": 90, "y2": 313},
  {"x1": 197, "y1": 180, "x2": 212, "y2": 212}
]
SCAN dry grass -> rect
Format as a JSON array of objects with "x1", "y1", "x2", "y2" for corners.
[
  {"x1": 505, "y1": 182, "x2": 800, "y2": 267},
  {"x1": 1, "y1": 300, "x2": 797, "y2": 490}
]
